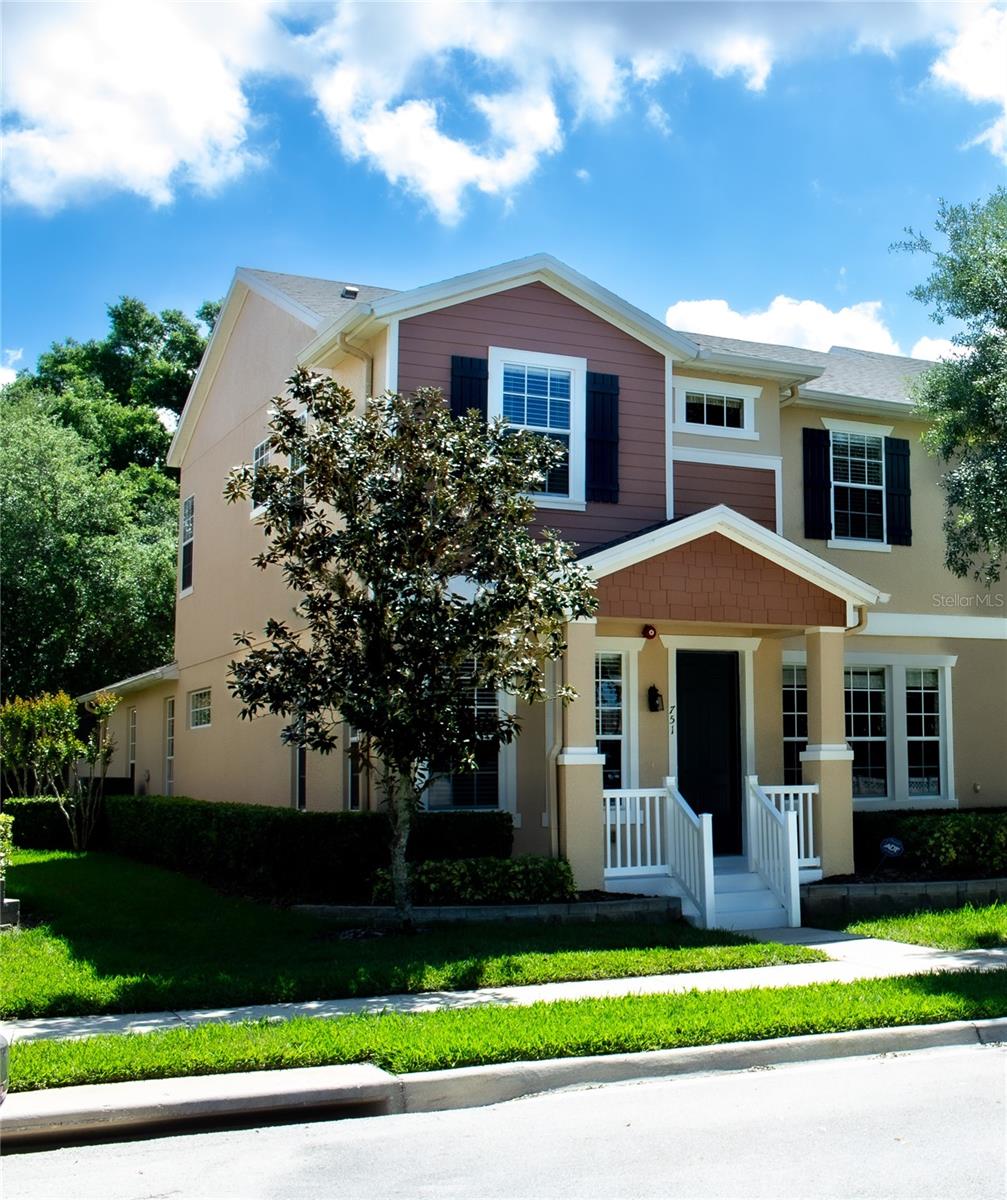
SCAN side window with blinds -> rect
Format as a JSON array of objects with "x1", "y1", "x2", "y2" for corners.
[{"x1": 180, "y1": 495, "x2": 195, "y2": 592}]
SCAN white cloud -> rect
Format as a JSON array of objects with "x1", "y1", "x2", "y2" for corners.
[
  {"x1": 665, "y1": 295, "x2": 903, "y2": 354},
  {"x1": 2, "y1": 2, "x2": 280, "y2": 211},
  {"x1": 645, "y1": 101, "x2": 672, "y2": 138},
  {"x1": 931, "y1": 2, "x2": 1007, "y2": 161},
  {"x1": 3, "y1": 1, "x2": 1006, "y2": 219},
  {"x1": 0, "y1": 348, "x2": 24, "y2": 386},
  {"x1": 575, "y1": 168, "x2": 591, "y2": 183},
  {"x1": 910, "y1": 335, "x2": 966, "y2": 360}
]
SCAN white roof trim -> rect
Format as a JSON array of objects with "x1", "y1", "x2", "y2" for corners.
[
  {"x1": 301, "y1": 253, "x2": 702, "y2": 368},
  {"x1": 796, "y1": 388, "x2": 918, "y2": 418},
  {"x1": 581, "y1": 505, "x2": 889, "y2": 608},
  {"x1": 168, "y1": 270, "x2": 324, "y2": 470},
  {"x1": 76, "y1": 663, "x2": 179, "y2": 705}
]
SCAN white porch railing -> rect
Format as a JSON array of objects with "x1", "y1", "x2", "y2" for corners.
[
  {"x1": 664, "y1": 777, "x2": 715, "y2": 929},
  {"x1": 603, "y1": 788, "x2": 668, "y2": 876},
  {"x1": 745, "y1": 776, "x2": 801, "y2": 927},
  {"x1": 602, "y1": 781, "x2": 714, "y2": 927},
  {"x1": 759, "y1": 784, "x2": 820, "y2": 872}
]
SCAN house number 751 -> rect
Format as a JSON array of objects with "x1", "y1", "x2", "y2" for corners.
[{"x1": 668, "y1": 704, "x2": 676, "y2": 734}]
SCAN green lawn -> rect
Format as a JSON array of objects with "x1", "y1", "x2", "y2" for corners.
[
  {"x1": 847, "y1": 903, "x2": 1007, "y2": 951},
  {"x1": 2, "y1": 851, "x2": 825, "y2": 1020},
  {"x1": 10, "y1": 970, "x2": 1005, "y2": 1093}
]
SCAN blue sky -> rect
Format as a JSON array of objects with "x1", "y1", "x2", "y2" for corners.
[{"x1": 4, "y1": 1, "x2": 1006, "y2": 383}]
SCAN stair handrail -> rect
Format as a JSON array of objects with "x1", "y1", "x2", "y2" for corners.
[
  {"x1": 663, "y1": 777, "x2": 715, "y2": 929},
  {"x1": 745, "y1": 775, "x2": 800, "y2": 926}
]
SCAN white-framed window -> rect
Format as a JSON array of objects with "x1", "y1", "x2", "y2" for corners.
[
  {"x1": 345, "y1": 725, "x2": 365, "y2": 811},
  {"x1": 672, "y1": 376, "x2": 761, "y2": 440},
  {"x1": 906, "y1": 668, "x2": 942, "y2": 798},
  {"x1": 251, "y1": 439, "x2": 270, "y2": 515},
  {"x1": 488, "y1": 346, "x2": 586, "y2": 510},
  {"x1": 188, "y1": 688, "x2": 211, "y2": 729},
  {"x1": 180, "y1": 495, "x2": 195, "y2": 593},
  {"x1": 595, "y1": 651, "x2": 626, "y2": 790},
  {"x1": 845, "y1": 667, "x2": 889, "y2": 799},
  {"x1": 781, "y1": 665, "x2": 807, "y2": 785},
  {"x1": 426, "y1": 679, "x2": 502, "y2": 809},
  {"x1": 782, "y1": 652, "x2": 956, "y2": 808},
  {"x1": 128, "y1": 707, "x2": 137, "y2": 780},
  {"x1": 292, "y1": 744, "x2": 307, "y2": 811},
  {"x1": 164, "y1": 698, "x2": 175, "y2": 796},
  {"x1": 831, "y1": 432, "x2": 885, "y2": 543}
]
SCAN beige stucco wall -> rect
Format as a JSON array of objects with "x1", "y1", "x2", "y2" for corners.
[{"x1": 780, "y1": 404, "x2": 1005, "y2": 618}]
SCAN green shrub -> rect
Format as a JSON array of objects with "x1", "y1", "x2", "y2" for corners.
[
  {"x1": 2, "y1": 797, "x2": 73, "y2": 851},
  {"x1": 0, "y1": 813, "x2": 13, "y2": 884},
  {"x1": 854, "y1": 809, "x2": 1007, "y2": 879},
  {"x1": 374, "y1": 855, "x2": 577, "y2": 906},
  {"x1": 99, "y1": 795, "x2": 513, "y2": 903}
]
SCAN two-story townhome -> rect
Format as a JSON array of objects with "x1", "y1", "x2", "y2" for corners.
[{"x1": 79, "y1": 254, "x2": 1007, "y2": 929}]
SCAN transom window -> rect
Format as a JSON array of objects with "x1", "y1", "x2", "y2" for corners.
[
  {"x1": 845, "y1": 668, "x2": 887, "y2": 798},
  {"x1": 782, "y1": 666, "x2": 808, "y2": 785},
  {"x1": 832, "y1": 432, "x2": 885, "y2": 541},
  {"x1": 685, "y1": 390, "x2": 745, "y2": 429},
  {"x1": 188, "y1": 688, "x2": 212, "y2": 730},
  {"x1": 596, "y1": 652, "x2": 625, "y2": 790},
  {"x1": 906, "y1": 669, "x2": 941, "y2": 796},
  {"x1": 502, "y1": 361, "x2": 571, "y2": 496}
]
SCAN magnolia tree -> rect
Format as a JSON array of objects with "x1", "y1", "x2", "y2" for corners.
[
  {"x1": 224, "y1": 370, "x2": 596, "y2": 921},
  {"x1": 898, "y1": 188, "x2": 1007, "y2": 584}
]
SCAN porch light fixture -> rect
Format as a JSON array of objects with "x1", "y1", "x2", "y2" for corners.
[
  {"x1": 647, "y1": 685, "x2": 665, "y2": 712},
  {"x1": 642, "y1": 624, "x2": 657, "y2": 640}
]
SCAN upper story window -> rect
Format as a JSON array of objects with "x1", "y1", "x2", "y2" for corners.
[
  {"x1": 180, "y1": 495, "x2": 195, "y2": 593},
  {"x1": 488, "y1": 347, "x2": 587, "y2": 510},
  {"x1": 803, "y1": 419, "x2": 911, "y2": 550},
  {"x1": 831, "y1": 431, "x2": 885, "y2": 542},
  {"x1": 673, "y1": 376, "x2": 761, "y2": 440},
  {"x1": 251, "y1": 439, "x2": 270, "y2": 515}
]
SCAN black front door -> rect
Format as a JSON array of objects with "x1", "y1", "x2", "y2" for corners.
[{"x1": 676, "y1": 650, "x2": 742, "y2": 855}]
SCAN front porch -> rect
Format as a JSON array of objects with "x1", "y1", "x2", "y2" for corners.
[{"x1": 552, "y1": 506, "x2": 888, "y2": 930}]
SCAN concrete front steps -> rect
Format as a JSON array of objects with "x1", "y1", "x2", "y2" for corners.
[{"x1": 714, "y1": 857, "x2": 790, "y2": 931}]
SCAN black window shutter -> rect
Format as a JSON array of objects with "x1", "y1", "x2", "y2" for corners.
[
  {"x1": 803, "y1": 427, "x2": 832, "y2": 540},
  {"x1": 450, "y1": 355, "x2": 488, "y2": 419},
  {"x1": 884, "y1": 436, "x2": 912, "y2": 546},
  {"x1": 586, "y1": 371, "x2": 619, "y2": 503}
]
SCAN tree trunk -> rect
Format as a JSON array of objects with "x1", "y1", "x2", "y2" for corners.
[{"x1": 389, "y1": 771, "x2": 417, "y2": 929}]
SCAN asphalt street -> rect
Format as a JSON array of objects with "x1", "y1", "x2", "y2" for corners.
[{"x1": 4, "y1": 1043, "x2": 1006, "y2": 1200}]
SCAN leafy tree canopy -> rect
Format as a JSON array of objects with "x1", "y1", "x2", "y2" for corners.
[
  {"x1": 0, "y1": 392, "x2": 177, "y2": 699},
  {"x1": 34, "y1": 294, "x2": 220, "y2": 416},
  {"x1": 225, "y1": 371, "x2": 596, "y2": 918},
  {"x1": 898, "y1": 188, "x2": 1007, "y2": 584}
]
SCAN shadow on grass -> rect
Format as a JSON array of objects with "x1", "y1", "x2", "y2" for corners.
[{"x1": 5, "y1": 852, "x2": 767, "y2": 1019}]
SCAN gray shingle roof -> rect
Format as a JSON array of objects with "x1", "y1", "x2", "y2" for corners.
[
  {"x1": 681, "y1": 331, "x2": 936, "y2": 405},
  {"x1": 240, "y1": 269, "x2": 398, "y2": 324}
]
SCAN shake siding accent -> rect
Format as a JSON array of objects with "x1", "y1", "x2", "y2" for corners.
[
  {"x1": 673, "y1": 462, "x2": 777, "y2": 530},
  {"x1": 596, "y1": 534, "x2": 847, "y2": 627},
  {"x1": 398, "y1": 282, "x2": 666, "y2": 551}
]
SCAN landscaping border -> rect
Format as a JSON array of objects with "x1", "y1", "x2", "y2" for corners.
[
  {"x1": 802, "y1": 876, "x2": 1007, "y2": 921},
  {"x1": 292, "y1": 896, "x2": 682, "y2": 925}
]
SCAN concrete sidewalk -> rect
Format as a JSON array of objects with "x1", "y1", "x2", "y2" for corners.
[{"x1": 3, "y1": 929, "x2": 1005, "y2": 1047}]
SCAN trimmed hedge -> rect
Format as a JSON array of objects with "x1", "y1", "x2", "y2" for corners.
[
  {"x1": 1, "y1": 797, "x2": 73, "y2": 851},
  {"x1": 374, "y1": 855, "x2": 577, "y2": 906},
  {"x1": 99, "y1": 795, "x2": 513, "y2": 903},
  {"x1": 854, "y1": 809, "x2": 1007, "y2": 880}
]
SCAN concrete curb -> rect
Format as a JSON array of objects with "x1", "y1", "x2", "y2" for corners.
[{"x1": 3, "y1": 1017, "x2": 1005, "y2": 1147}]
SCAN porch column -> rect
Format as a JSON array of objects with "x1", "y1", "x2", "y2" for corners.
[
  {"x1": 556, "y1": 617, "x2": 605, "y2": 891},
  {"x1": 801, "y1": 627, "x2": 854, "y2": 876}
]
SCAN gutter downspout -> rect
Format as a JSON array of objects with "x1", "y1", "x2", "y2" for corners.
[
  {"x1": 545, "y1": 660, "x2": 562, "y2": 857},
  {"x1": 336, "y1": 333, "x2": 373, "y2": 399},
  {"x1": 845, "y1": 604, "x2": 869, "y2": 636}
]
